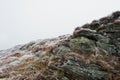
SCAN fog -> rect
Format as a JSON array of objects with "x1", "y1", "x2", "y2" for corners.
[{"x1": 0, "y1": 0, "x2": 120, "y2": 50}]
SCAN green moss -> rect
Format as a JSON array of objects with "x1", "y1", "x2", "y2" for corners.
[
  {"x1": 70, "y1": 37, "x2": 90, "y2": 44},
  {"x1": 53, "y1": 46, "x2": 71, "y2": 56},
  {"x1": 69, "y1": 37, "x2": 95, "y2": 51}
]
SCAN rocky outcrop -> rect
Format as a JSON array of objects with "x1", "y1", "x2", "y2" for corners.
[
  {"x1": 0, "y1": 11, "x2": 120, "y2": 80},
  {"x1": 73, "y1": 11, "x2": 120, "y2": 57}
]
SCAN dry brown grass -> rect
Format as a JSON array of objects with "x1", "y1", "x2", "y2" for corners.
[{"x1": 65, "y1": 48, "x2": 120, "y2": 71}]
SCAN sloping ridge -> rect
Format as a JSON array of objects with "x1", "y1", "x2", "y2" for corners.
[{"x1": 0, "y1": 11, "x2": 120, "y2": 80}]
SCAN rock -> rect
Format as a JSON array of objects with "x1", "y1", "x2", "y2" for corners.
[
  {"x1": 0, "y1": 11, "x2": 120, "y2": 80},
  {"x1": 59, "y1": 58, "x2": 107, "y2": 80},
  {"x1": 53, "y1": 46, "x2": 71, "y2": 56},
  {"x1": 73, "y1": 28, "x2": 97, "y2": 40},
  {"x1": 69, "y1": 37, "x2": 96, "y2": 52},
  {"x1": 73, "y1": 11, "x2": 120, "y2": 57}
]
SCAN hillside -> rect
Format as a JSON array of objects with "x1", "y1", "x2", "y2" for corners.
[{"x1": 0, "y1": 11, "x2": 120, "y2": 80}]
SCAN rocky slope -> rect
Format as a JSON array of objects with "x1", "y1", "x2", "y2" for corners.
[{"x1": 0, "y1": 11, "x2": 120, "y2": 80}]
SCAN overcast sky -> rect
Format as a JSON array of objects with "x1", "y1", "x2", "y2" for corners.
[{"x1": 0, "y1": 0, "x2": 120, "y2": 50}]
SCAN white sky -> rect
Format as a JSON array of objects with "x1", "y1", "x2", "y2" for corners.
[{"x1": 0, "y1": 0, "x2": 120, "y2": 50}]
